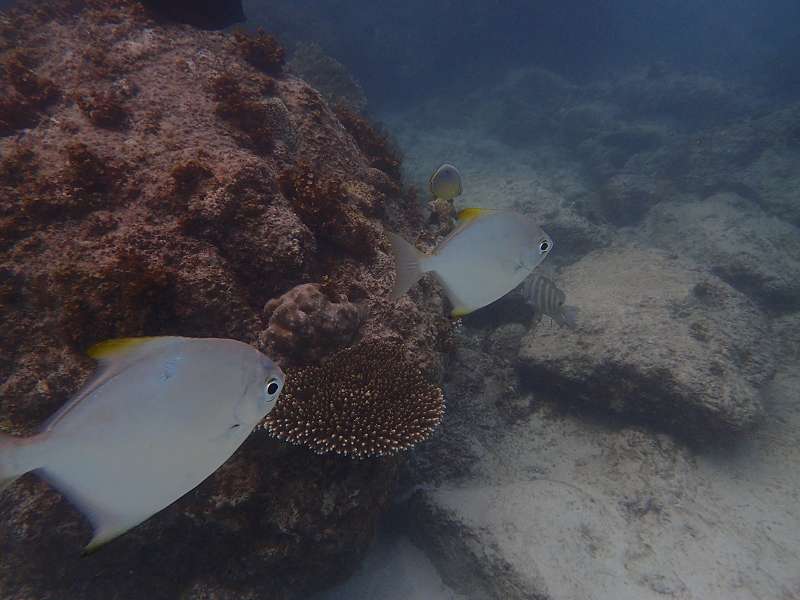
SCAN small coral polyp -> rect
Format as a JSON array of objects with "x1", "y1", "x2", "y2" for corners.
[{"x1": 261, "y1": 342, "x2": 445, "y2": 458}]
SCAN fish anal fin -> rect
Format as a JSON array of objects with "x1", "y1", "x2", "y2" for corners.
[
  {"x1": 451, "y1": 306, "x2": 472, "y2": 318},
  {"x1": 39, "y1": 467, "x2": 143, "y2": 555},
  {"x1": 427, "y1": 271, "x2": 473, "y2": 318},
  {"x1": 83, "y1": 522, "x2": 136, "y2": 555}
]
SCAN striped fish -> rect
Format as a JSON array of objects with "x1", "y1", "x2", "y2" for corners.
[{"x1": 521, "y1": 274, "x2": 578, "y2": 328}]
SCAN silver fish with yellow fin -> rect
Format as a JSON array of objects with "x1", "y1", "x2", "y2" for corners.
[
  {"x1": 389, "y1": 208, "x2": 553, "y2": 317},
  {"x1": 429, "y1": 163, "x2": 463, "y2": 201},
  {"x1": 521, "y1": 273, "x2": 578, "y2": 328},
  {"x1": 0, "y1": 336, "x2": 284, "y2": 553}
]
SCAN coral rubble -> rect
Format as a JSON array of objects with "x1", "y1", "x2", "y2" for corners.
[{"x1": 0, "y1": 1, "x2": 449, "y2": 598}]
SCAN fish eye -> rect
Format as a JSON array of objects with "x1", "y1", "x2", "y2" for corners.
[
  {"x1": 538, "y1": 240, "x2": 550, "y2": 253},
  {"x1": 265, "y1": 378, "x2": 281, "y2": 396}
]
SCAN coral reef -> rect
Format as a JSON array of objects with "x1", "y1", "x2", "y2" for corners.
[
  {"x1": 261, "y1": 342, "x2": 445, "y2": 458},
  {"x1": 234, "y1": 28, "x2": 286, "y2": 75},
  {"x1": 76, "y1": 88, "x2": 130, "y2": 129},
  {"x1": 209, "y1": 71, "x2": 278, "y2": 154},
  {"x1": 0, "y1": 1, "x2": 449, "y2": 599},
  {"x1": 0, "y1": 49, "x2": 59, "y2": 134},
  {"x1": 335, "y1": 105, "x2": 402, "y2": 182},
  {"x1": 278, "y1": 160, "x2": 381, "y2": 258},
  {"x1": 287, "y1": 42, "x2": 367, "y2": 112},
  {"x1": 261, "y1": 283, "x2": 364, "y2": 363}
]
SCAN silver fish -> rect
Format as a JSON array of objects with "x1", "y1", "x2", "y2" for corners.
[
  {"x1": 389, "y1": 208, "x2": 553, "y2": 317},
  {"x1": 0, "y1": 336, "x2": 284, "y2": 552},
  {"x1": 521, "y1": 274, "x2": 577, "y2": 328},
  {"x1": 429, "y1": 163, "x2": 463, "y2": 201}
]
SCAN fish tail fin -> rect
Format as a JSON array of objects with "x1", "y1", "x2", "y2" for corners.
[
  {"x1": 560, "y1": 305, "x2": 578, "y2": 329},
  {"x1": 387, "y1": 232, "x2": 427, "y2": 300},
  {"x1": 0, "y1": 432, "x2": 39, "y2": 493}
]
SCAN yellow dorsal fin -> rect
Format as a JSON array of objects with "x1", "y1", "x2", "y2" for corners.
[
  {"x1": 87, "y1": 337, "x2": 164, "y2": 360},
  {"x1": 456, "y1": 207, "x2": 490, "y2": 224},
  {"x1": 451, "y1": 306, "x2": 472, "y2": 318}
]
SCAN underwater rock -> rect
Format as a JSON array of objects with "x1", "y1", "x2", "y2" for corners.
[
  {"x1": 606, "y1": 68, "x2": 758, "y2": 129},
  {"x1": 517, "y1": 245, "x2": 775, "y2": 439},
  {"x1": 642, "y1": 192, "x2": 800, "y2": 313},
  {"x1": 596, "y1": 172, "x2": 667, "y2": 226},
  {"x1": 0, "y1": 2, "x2": 449, "y2": 598},
  {"x1": 402, "y1": 396, "x2": 800, "y2": 600}
]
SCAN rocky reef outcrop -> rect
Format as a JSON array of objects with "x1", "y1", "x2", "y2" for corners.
[
  {"x1": 517, "y1": 245, "x2": 775, "y2": 439},
  {"x1": 354, "y1": 51, "x2": 800, "y2": 598},
  {"x1": 0, "y1": 2, "x2": 449, "y2": 598}
]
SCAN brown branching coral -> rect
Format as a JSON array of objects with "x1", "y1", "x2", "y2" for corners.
[
  {"x1": 0, "y1": 51, "x2": 59, "y2": 134},
  {"x1": 169, "y1": 158, "x2": 213, "y2": 196},
  {"x1": 335, "y1": 106, "x2": 401, "y2": 181},
  {"x1": 260, "y1": 342, "x2": 445, "y2": 458},
  {"x1": 288, "y1": 42, "x2": 367, "y2": 112},
  {"x1": 261, "y1": 283, "x2": 364, "y2": 363},
  {"x1": 279, "y1": 161, "x2": 379, "y2": 257},
  {"x1": 77, "y1": 89, "x2": 130, "y2": 129},
  {"x1": 20, "y1": 143, "x2": 122, "y2": 218},
  {"x1": 234, "y1": 28, "x2": 285, "y2": 74},
  {"x1": 210, "y1": 72, "x2": 276, "y2": 153},
  {"x1": 54, "y1": 249, "x2": 175, "y2": 348},
  {"x1": 0, "y1": 145, "x2": 36, "y2": 186}
]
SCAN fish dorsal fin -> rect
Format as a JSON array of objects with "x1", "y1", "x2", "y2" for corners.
[
  {"x1": 40, "y1": 337, "x2": 181, "y2": 433},
  {"x1": 87, "y1": 337, "x2": 168, "y2": 361},
  {"x1": 456, "y1": 207, "x2": 492, "y2": 224}
]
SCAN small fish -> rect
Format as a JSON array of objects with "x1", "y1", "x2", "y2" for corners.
[
  {"x1": 139, "y1": 0, "x2": 245, "y2": 30},
  {"x1": 429, "y1": 163, "x2": 463, "y2": 202},
  {"x1": 389, "y1": 208, "x2": 553, "y2": 317},
  {"x1": 0, "y1": 336, "x2": 283, "y2": 552},
  {"x1": 521, "y1": 274, "x2": 578, "y2": 328}
]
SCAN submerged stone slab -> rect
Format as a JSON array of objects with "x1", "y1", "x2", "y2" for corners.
[
  {"x1": 643, "y1": 192, "x2": 800, "y2": 313},
  {"x1": 517, "y1": 245, "x2": 775, "y2": 438}
]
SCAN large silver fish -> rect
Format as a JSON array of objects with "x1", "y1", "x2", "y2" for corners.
[
  {"x1": 389, "y1": 208, "x2": 553, "y2": 317},
  {"x1": 521, "y1": 274, "x2": 577, "y2": 328},
  {"x1": 429, "y1": 163, "x2": 463, "y2": 202},
  {"x1": 0, "y1": 336, "x2": 284, "y2": 552}
]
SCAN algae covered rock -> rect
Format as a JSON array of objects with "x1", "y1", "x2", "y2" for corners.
[
  {"x1": 517, "y1": 245, "x2": 775, "y2": 438},
  {"x1": 0, "y1": 1, "x2": 449, "y2": 598}
]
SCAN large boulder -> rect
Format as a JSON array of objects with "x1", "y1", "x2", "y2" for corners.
[
  {"x1": 517, "y1": 245, "x2": 775, "y2": 438},
  {"x1": 643, "y1": 192, "x2": 800, "y2": 313}
]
